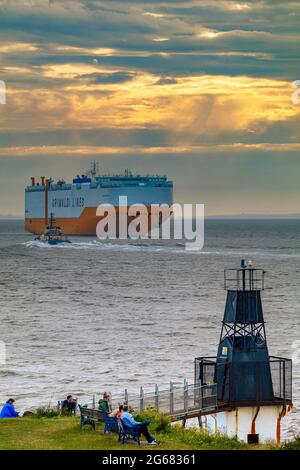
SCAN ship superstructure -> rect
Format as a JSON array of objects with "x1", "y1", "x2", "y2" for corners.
[
  {"x1": 25, "y1": 164, "x2": 173, "y2": 235},
  {"x1": 35, "y1": 213, "x2": 71, "y2": 245}
]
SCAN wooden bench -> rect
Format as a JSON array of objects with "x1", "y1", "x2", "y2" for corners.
[
  {"x1": 79, "y1": 405, "x2": 104, "y2": 430},
  {"x1": 119, "y1": 420, "x2": 142, "y2": 446},
  {"x1": 104, "y1": 415, "x2": 120, "y2": 434},
  {"x1": 79, "y1": 406, "x2": 142, "y2": 445}
]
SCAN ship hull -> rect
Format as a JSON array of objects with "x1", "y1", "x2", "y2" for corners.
[
  {"x1": 25, "y1": 206, "x2": 169, "y2": 235},
  {"x1": 25, "y1": 173, "x2": 173, "y2": 236}
]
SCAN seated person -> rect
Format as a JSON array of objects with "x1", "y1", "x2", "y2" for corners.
[
  {"x1": 0, "y1": 398, "x2": 19, "y2": 418},
  {"x1": 61, "y1": 395, "x2": 77, "y2": 413},
  {"x1": 98, "y1": 392, "x2": 112, "y2": 415},
  {"x1": 103, "y1": 405, "x2": 124, "y2": 434},
  {"x1": 109, "y1": 404, "x2": 123, "y2": 419},
  {"x1": 121, "y1": 405, "x2": 157, "y2": 445}
]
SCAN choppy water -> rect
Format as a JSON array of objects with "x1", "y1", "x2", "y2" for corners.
[{"x1": 0, "y1": 218, "x2": 299, "y2": 439}]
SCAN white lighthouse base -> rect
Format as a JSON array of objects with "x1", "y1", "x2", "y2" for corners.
[{"x1": 204, "y1": 405, "x2": 290, "y2": 444}]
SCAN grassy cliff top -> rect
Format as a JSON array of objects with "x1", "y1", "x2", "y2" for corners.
[{"x1": 0, "y1": 414, "x2": 290, "y2": 450}]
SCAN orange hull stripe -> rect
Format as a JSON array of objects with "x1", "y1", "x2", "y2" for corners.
[{"x1": 25, "y1": 206, "x2": 169, "y2": 235}]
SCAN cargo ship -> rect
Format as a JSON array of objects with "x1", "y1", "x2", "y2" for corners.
[{"x1": 25, "y1": 162, "x2": 173, "y2": 235}]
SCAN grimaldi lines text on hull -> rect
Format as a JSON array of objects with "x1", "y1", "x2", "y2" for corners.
[{"x1": 25, "y1": 168, "x2": 173, "y2": 235}]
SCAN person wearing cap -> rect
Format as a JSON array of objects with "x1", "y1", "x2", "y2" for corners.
[{"x1": 0, "y1": 399, "x2": 19, "y2": 418}]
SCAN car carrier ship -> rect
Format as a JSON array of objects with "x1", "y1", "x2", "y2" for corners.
[{"x1": 25, "y1": 162, "x2": 173, "y2": 235}]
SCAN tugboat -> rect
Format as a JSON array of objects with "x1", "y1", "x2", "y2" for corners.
[{"x1": 35, "y1": 213, "x2": 71, "y2": 245}]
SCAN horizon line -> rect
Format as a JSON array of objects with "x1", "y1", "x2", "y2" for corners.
[{"x1": 1, "y1": 213, "x2": 300, "y2": 220}]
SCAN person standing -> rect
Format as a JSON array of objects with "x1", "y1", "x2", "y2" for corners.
[{"x1": 98, "y1": 392, "x2": 112, "y2": 415}]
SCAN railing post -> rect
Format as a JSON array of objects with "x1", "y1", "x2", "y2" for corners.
[
  {"x1": 155, "y1": 384, "x2": 159, "y2": 410},
  {"x1": 279, "y1": 359, "x2": 282, "y2": 398},
  {"x1": 184, "y1": 379, "x2": 188, "y2": 412},
  {"x1": 283, "y1": 360, "x2": 286, "y2": 401},
  {"x1": 125, "y1": 388, "x2": 128, "y2": 404},
  {"x1": 169, "y1": 381, "x2": 174, "y2": 415},
  {"x1": 140, "y1": 386, "x2": 144, "y2": 412},
  {"x1": 200, "y1": 360, "x2": 203, "y2": 385}
]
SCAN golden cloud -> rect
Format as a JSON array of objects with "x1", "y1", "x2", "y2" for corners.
[
  {"x1": 0, "y1": 42, "x2": 40, "y2": 53},
  {"x1": 1, "y1": 68, "x2": 299, "y2": 137},
  {"x1": 1, "y1": 143, "x2": 300, "y2": 157}
]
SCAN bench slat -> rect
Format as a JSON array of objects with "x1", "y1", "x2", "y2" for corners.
[{"x1": 79, "y1": 406, "x2": 104, "y2": 430}]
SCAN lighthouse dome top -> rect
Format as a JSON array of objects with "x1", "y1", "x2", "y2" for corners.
[{"x1": 224, "y1": 259, "x2": 265, "y2": 291}]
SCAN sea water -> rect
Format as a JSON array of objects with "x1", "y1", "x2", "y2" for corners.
[{"x1": 0, "y1": 218, "x2": 299, "y2": 439}]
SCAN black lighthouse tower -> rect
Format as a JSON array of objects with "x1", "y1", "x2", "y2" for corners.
[
  {"x1": 196, "y1": 260, "x2": 292, "y2": 408},
  {"x1": 216, "y1": 260, "x2": 274, "y2": 404}
]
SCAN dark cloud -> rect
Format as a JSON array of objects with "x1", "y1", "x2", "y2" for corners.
[
  {"x1": 78, "y1": 71, "x2": 137, "y2": 84},
  {"x1": 0, "y1": 0, "x2": 299, "y2": 215},
  {"x1": 0, "y1": 127, "x2": 168, "y2": 148},
  {"x1": 155, "y1": 76, "x2": 178, "y2": 85},
  {"x1": 0, "y1": 0, "x2": 299, "y2": 80}
]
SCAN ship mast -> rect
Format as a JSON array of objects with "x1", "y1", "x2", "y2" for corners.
[
  {"x1": 90, "y1": 160, "x2": 98, "y2": 178},
  {"x1": 44, "y1": 178, "x2": 49, "y2": 228}
]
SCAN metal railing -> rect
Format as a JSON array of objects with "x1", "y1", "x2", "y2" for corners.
[
  {"x1": 107, "y1": 381, "x2": 217, "y2": 418},
  {"x1": 195, "y1": 356, "x2": 292, "y2": 406},
  {"x1": 224, "y1": 267, "x2": 265, "y2": 291}
]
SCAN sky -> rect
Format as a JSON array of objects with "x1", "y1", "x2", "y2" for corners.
[{"x1": 0, "y1": 0, "x2": 299, "y2": 216}]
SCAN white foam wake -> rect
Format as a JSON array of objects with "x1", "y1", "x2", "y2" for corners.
[
  {"x1": 22, "y1": 240, "x2": 300, "y2": 258},
  {"x1": 22, "y1": 239, "x2": 169, "y2": 252}
]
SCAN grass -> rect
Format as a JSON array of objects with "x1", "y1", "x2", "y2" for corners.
[
  {"x1": 134, "y1": 407, "x2": 246, "y2": 449},
  {"x1": 0, "y1": 416, "x2": 194, "y2": 450},
  {"x1": 281, "y1": 437, "x2": 300, "y2": 450},
  {"x1": 0, "y1": 411, "x2": 298, "y2": 450},
  {"x1": 34, "y1": 406, "x2": 60, "y2": 419}
]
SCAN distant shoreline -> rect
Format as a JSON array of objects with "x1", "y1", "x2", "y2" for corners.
[{"x1": 1, "y1": 215, "x2": 300, "y2": 220}]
